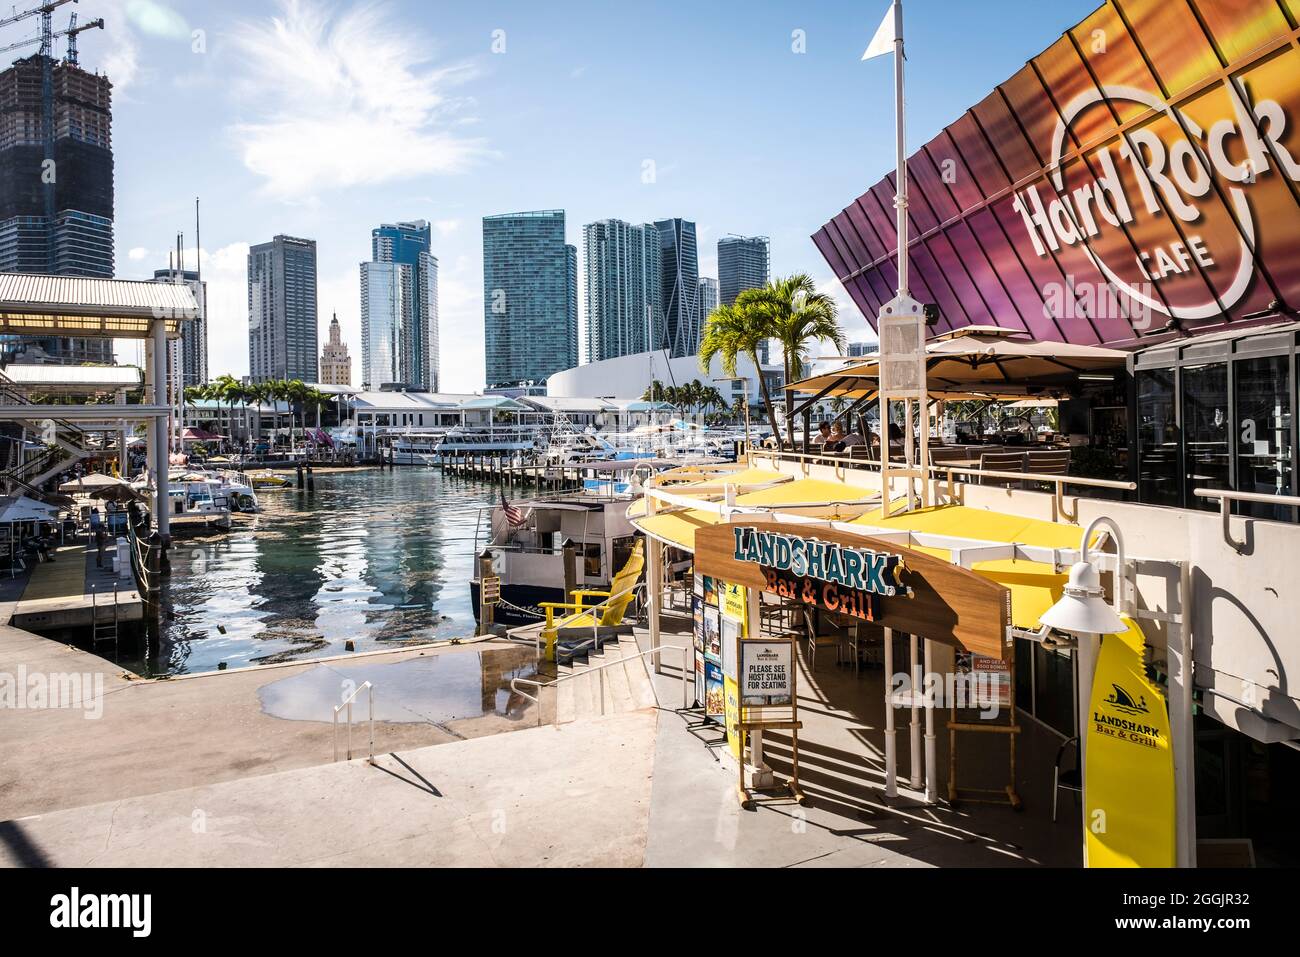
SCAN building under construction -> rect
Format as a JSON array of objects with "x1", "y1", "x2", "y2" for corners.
[{"x1": 0, "y1": 51, "x2": 114, "y2": 363}]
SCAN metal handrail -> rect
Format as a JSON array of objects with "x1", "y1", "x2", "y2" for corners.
[
  {"x1": 333, "y1": 680, "x2": 375, "y2": 763},
  {"x1": 511, "y1": 641, "x2": 692, "y2": 716},
  {"x1": 1194, "y1": 486, "x2": 1300, "y2": 553}
]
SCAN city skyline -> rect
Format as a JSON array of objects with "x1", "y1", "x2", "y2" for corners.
[{"x1": 32, "y1": 0, "x2": 1104, "y2": 390}]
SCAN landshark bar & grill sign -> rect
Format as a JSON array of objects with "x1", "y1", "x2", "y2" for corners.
[{"x1": 732, "y1": 526, "x2": 910, "y2": 622}]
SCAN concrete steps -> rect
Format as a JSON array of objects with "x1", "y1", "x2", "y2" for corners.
[{"x1": 554, "y1": 635, "x2": 658, "y2": 725}]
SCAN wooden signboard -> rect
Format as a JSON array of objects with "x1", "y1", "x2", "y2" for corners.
[{"x1": 693, "y1": 520, "x2": 1012, "y2": 661}]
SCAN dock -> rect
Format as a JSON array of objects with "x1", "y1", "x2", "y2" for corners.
[
  {"x1": 439, "y1": 452, "x2": 585, "y2": 490},
  {"x1": 4, "y1": 542, "x2": 142, "y2": 633}
]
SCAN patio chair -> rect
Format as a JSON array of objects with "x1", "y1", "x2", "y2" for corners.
[
  {"x1": 540, "y1": 539, "x2": 645, "y2": 662},
  {"x1": 803, "y1": 607, "x2": 845, "y2": 670},
  {"x1": 978, "y1": 450, "x2": 1028, "y2": 488},
  {"x1": 1053, "y1": 736, "x2": 1082, "y2": 822},
  {"x1": 1026, "y1": 448, "x2": 1072, "y2": 491}
]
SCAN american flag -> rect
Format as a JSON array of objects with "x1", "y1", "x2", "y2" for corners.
[{"x1": 501, "y1": 491, "x2": 528, "y2": 528}]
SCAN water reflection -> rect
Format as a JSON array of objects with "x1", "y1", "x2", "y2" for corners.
[
  {"x1": 152, "y1": 469, "x2": 496, "y2": 675},
  {"x1": 257, "y1": 650, "x2": 538, "y2": 725}
]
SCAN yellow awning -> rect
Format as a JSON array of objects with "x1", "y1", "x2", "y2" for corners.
[
  {"x1": 849, "y1": 503, "x2": 1084, "y2": 550},
  {"x1": 631, "y1": 509, "x2": 722, "y2": 550},
  {"x1": 734, "y1": 477, "x2": 876, "y2": 508}
]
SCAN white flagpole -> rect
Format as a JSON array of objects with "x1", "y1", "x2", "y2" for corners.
[{"x1": 892, "y1": 1, "x2": 908, "y2": 300}]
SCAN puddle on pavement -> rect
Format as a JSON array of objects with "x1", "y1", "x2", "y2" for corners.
[{"x1": 256, "y1": 646, "x2": 540, "y2": 726}]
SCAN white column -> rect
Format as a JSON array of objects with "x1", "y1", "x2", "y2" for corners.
[
  {"x1": 1076, "y1": 632, "x2": 1100, "y2": 860},
  {"x1": 924, "y1": 637, "x2": 938, "y2": 803},
  {"x1": 909, "y1": 632, "x2": 922, "y2": 789},
  {"x1": 151, "y1": 319, "x2": 170, "y2": 540},
  {"x1": 647, "y1": 536, "x2": 663, "y2": 673},
  {"x1": 883, "y1": 626, "x2": 898, "y2": 798},
  {"x1": 1170, "y1": 563, "x2": 1197, "y2": 867}
]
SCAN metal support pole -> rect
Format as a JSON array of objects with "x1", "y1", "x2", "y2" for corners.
[
  {"x1": 150, "y1": 319, "x2": 170, "y2": 542},
  {"x1": 909, "y1": 632, "x2": 922, "y2": 789},
  {"x1": 924, "y1": 637, "x2": 937, "y2": 803},
  {"x1": 883, "y1": 626, "x2": 898, "y2": 798}
]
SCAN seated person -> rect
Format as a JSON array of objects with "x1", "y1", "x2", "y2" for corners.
[
  {"x1": 823, "y1": 422, "x2": 847, "y2": 452},
  {"x1": 811, "y1": 422, "x2": 832, "y2": 446},
  {"x1": 840, "y1": 428, "x2": 865, "y2": 449}
]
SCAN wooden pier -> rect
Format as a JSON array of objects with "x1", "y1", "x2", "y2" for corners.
[{"x1": 437, "y1": 452, "x2": 585, "y2": 491}]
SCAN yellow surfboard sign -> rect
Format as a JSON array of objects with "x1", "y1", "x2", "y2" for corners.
[{"x1": 1084, "y1": 615, "x2": 1176, "y2": 867}]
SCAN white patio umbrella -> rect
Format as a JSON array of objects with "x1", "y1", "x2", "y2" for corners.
[
  {"x1": 0, "y1": 495, "x2": 58, "y2": 523},
  {"x1": 58, "y1": 473, "x2": 128, "y2": 493}
]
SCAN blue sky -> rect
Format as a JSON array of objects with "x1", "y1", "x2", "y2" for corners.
[{"x1": 60, "y1": 0, "x2": 1099, "y2": 391}]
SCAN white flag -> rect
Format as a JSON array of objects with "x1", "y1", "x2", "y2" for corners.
[{"x1": 862, "y1": 1, "x2": 901, "y2": 60}]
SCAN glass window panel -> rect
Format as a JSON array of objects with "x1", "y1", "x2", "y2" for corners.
[
  {"x1": 1235, "y1": 356, "x2": 1293, "y2": 520},
  {"x1": 1137, "y1": 369, "x2": 1180, "y2": 506},
  {"x1": 1033, "y1": 644, "x2": 1075, "y2": 738},
  {"x1": 1182, "y1": 363, "x2": 1230, "y2": 510}
]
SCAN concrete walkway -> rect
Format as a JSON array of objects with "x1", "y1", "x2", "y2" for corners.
[
  {"x1": 1, "y1": 711, "x2": 656, "y2": 867},
  {"x1": 0, "y1": 625, "x2": 544, "y2": 821},
  {"x1": 1, "y1": 607, "x2": 1080, "y2": 867}
]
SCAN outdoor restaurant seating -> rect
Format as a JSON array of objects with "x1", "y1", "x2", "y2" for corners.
[{"x1": 978, "y1": 450, "x2": 1029, "y2": 488}]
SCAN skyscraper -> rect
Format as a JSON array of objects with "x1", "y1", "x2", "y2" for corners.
[
  {"x1": 361, "y1": 221, "x2": 438, "y2": 390},
  {"x1": 320, "y1": 313, "x2": 351, "y2": 386},
  {"x1": 0, "y1": 53, "x2": 115, "y2": 363},
  {"x1": 654, "y1": 218, "x2": 699, "y2": 358},
  {"x1": 717, "y1": 235, "x2": 769, "y2": 306},
  {"x1": 718, "y1": 235, "x2": 771, "y2": 363},
  {"x1": 248, "y1": 235, "x2": 318, "y2": 382},
  {"x1": 152, "y1": 268, "x2": 207, "y2": 390},
  {"x1": 482, "y1": 210, "x2": 578, "y2": 388},
  {"x1": 698, "y1": 277, "x2": 719, "y2": 324},
  {"x1": 582, "y1": 219, "x2": 663, "y2": 364}
]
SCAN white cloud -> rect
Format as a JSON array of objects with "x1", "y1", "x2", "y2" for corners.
[
  {"x1": 227, "y1": 0, "x2": 489, "y2": 201},
  {"x1": 124, "y1": 0, "x2": 190, "y2": 39},
  {"x1": 127, "y1": 246, "x2": 150, "y2": 261},
  {"x1": 100, "y1": 23, "x2": 141, "y2": 94},
  {"x1": 433, "y1": 219, "x2": 460, "y2": 237}
]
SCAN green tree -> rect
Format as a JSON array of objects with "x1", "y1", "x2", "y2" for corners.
[{"x1": 752, "y1": 274, "x2": 845, "y2": 447}]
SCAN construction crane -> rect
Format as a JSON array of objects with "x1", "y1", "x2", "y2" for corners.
[
  {"x1": 0, "y1": 0, "x2": 76, "y2": 35},
  {"x1": 0, "y1": 5, "x2": 99, "y2": 59},
  {"x1": 62, "y1": 12, "x2": 102, "y2": 66}
]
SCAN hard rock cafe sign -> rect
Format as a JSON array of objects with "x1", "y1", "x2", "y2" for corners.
[{"x1": 1011, "y1": 81, "x2": 1299, "y2": 323}]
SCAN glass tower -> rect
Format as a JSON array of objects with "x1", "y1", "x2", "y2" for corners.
[
  {"x1": 582, "y1": 219, "x2": 663, "y2": 364},
  {"x1": 365, "y1": 221, "x2": 438, "y2": 390},
  {"x1": 482, "y1": 210, "x2": 578, "y2": 388},
  {"x1": 654, "y1": 218, "x2": 700, "y2": 358}
]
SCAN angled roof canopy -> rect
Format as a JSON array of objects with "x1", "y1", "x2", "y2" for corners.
[
  {"x1": 785, "y1": 326, "x2": 1127, "y2": 401},
  {"x1": 0, "y1": 274, "x2": 197, "y2": 339}
]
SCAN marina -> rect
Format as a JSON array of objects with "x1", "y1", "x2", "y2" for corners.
[{"x1": 1, "y1": 0, "x2": 1298, "y2": 911}]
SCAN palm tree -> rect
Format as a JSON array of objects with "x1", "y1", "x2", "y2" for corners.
[
  {"x1": 699, "y1": 292, "x2": 782, "y2": 439},
  {"x1": 753, "y1": 274, "x2": 845, "y2": 446},
  {"x1": 209, "y1": 374, "x2": 243, "y2": 447}
]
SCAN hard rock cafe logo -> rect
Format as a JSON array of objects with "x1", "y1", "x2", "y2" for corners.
[{"x1": 1011, "y1": 81, "x2": 1300, "y2": 323}]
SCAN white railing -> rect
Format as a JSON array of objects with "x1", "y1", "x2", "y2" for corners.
[
  {"x1": 511, "y1": 641, "x2": 692, "y2": 718},
  {"x1": 333, "y1": 681, "x2": 375, "y2": 763},
  {"x1": 747, "y1": 449, "x2": 1136, "y2": 521},
  {"x1": 1194, "y1": 487, "x2": 1300, "y2": 552}
]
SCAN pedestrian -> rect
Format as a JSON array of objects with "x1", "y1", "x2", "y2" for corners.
[{"x1": 95, "y1": 524, "x2": 107, "y2": 568}]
